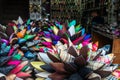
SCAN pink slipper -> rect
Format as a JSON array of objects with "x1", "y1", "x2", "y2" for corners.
[
  {"x1": 7, "y1": 60, "x2": 21, "y2": 66},
  {"x1": 16, "y1": 72, "x2": 31, "y2": 78},
  {"x1": 10, "y1": 61, "x2": 28, "y2": 74},
  {"x1": 82, "y1": 41, "x2": 89, "y2": 46},
  {"x1": 8, "y1": 47, "x2": 14, "y2": 56},
  {"x1": 72, "y1": 34, "x2": 86, "y2": 45}
]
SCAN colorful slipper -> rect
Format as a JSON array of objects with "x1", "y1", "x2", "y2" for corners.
[
  {"x1": 42, "y1": 37, "x2": 52, "y2": 42},
  {"x1": 1, "y1": 39, "x2": 9, "y2": 45},
  {"x1": 50, "y1": 63, "x2": 68, "y2": 74},
  {"x1": 68, "y1": 46, "x2": 78, "y2": 57},
  {"x1": 72, "y1": 34, "x2": 85, "y2": 45},
  {"x1": 0, "y1": 56, "x2": 11, "y2": 66},
  {"x1": 7, "y1": 60, "x2": 21, "y2": 66},
  {"x1": 60, "y1": 50, "x2": 75, "y2": 63},
  {"x1": 68, "y1": 73, "x2": 83, "y2": 80},
  {"x1": 48, "y1": 72, "x2": 69, "y2": 80},
  {"x1": 70, "y1": 31, "x2": 81, "y2": 41},
  {"x1": 87, "y1": 73, "x2": 101, "y2": 80},
  {"x1": 68, "y1": 25, "x2": 75, "y2": 36},
  {"x1": 4, "y1": 45, "x2": 11, "y2": 54},
  {"x1": 24, "y1": 51, "x2": 35, "y2": 59},
  {"x1": 8, "y1": 47, "x2": 14, "y2": 56},
  {"x1": 20, "y1": 47, "x2": 28, "y2": 53},
  {"x1": 79, "y1": 46, "x2": 89, "y2": 60},
  {"x1": 74, "y1": 55, "x2": 87, "y2": 67},
  {"x1": 1, "y1": 43, "x2": 7, "y2": 50},
  {"x1": 26, "y1": 78, "x2": 34, "y2": 80},
  {"x1": 0, "y1": 73, "x2": 5, "y2": 77},
  {"x1": 38, "y1": 52, "x2": 53, "y2": 64},
  {"x1": 16, "y1": 29, "x2": 26, "y2": 38},
  {"x1": 10, "y1": 61, "x2": 28, "y2": 74},
  {"x1": 64, "y1": 63, "x2": 77, "y2": 73},
  {"x1": 0, "y1": 65, "x2": 15, "y2": 75},
  {"x1": 40, "y1": 64, "x2": 55, "y2": 73},
  {"x1": 10, "y1": 38, "x2": 18, "y2": 45},
  {"x1": 35, "y1": 72, "x2": 51, "y2": 78},
  {"x1": 51, "y1": 26, "x2": 59, "y2": 35},
  {"x1": 86, "y1": 61, "x2": 105, "y2": 71},
  {"x1": 24, "y1": 34, "x2": 36, "y2": 40},
  {"x1": 15, "y1": 77, "x2": 23, "y2": 80},
  {"x1": 94, "y1": 70, "x2": 111, "y2": 78},
  {"x1": 18, "y1": 38, "x2": 26, "y2": 44},
  {"x1": 96, "y1": 53, "x2": 114, "y2": 65},
  {"x1": 92, "y1": 41, "x2": 99, "y2": 51},
  {"x1": 13, "y1": 44, "x2": 19, "y2": 50},
  {"x1": 16, "y1": 72, "x2": 31, "y2": 78},
  {"x1": 18, "y1": 49, "x2": 24, "y2": 57},
  {"x1": 29, "y1": 46, "x2": 39, "y2": 52},
  {"x1": 47, "y1": 52, "x2": 61, "y2": 62},
  {"x1": 35, "y1": 78, "x2": 45, "y2": 80},
  {"x1": 30, "y1": 62, "x2": 45, "y2": 72}
]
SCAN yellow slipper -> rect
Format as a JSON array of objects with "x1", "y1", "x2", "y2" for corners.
[
  {"x1": 30, "y1": 62, "x2": 45, "y2": 72},
  {"x1": 35, "y1": 78, "x2": 45, "y2": 80}
]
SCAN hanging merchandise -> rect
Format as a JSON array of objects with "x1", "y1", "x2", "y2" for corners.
[{"x1": 29, "y1": 0, "x2": 42, "y2": 20}]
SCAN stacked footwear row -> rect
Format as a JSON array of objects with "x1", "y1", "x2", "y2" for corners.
[
  {"x1": 93, "y1": 24, "x2": 120, "y2": 38},
  {"x1": 0, "y1": 17, "x2": 119, "y2": 80}
]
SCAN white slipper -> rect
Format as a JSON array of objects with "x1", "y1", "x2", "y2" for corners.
[
  {"x1": 38, "y1": 52, "x2": 53, "y2": 64},
  {"x1": 35, "y1": 72, "x2": 51, "y2": 78},
  {"x1": 0, "y1": 73, "x2": 5, "y2": 77}
]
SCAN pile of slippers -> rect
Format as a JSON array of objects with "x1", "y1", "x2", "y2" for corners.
[{"x1": 0, "y1": 17, "x2": 119, "y2": 80}]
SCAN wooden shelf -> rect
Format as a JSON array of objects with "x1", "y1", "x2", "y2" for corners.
[
  {"x1": 112, "y1": 39, "x2": 120, "y2": 64},
  {"x1": 92, "y1": 27, "x2": 120, "y2": 64},
  {"x1": 92, "y1": 28, "x2": 113, "y2": 40}
]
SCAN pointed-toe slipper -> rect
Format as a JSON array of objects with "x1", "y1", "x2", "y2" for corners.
[
  {"x1": 0, "y1": 56, "x2": 11, "y2": 66},
  {"x1": 50, "y1": 63, "x2": 68, "y2": 74},
  {"x1": 30, "y1": 61, "x2": 45, "y2": 72},
  {"x1": 47, "y1": 52, "x2": 61, "y2": 62},
  {"x1": 7, "y1": 60, "x2": 21, "y2": 66},
  {"x1": 35, "y1": 72, "x2": 51, "y2": 78},
  {"x1": 86, "y1": 61, "x2": 105, "y2": 71},
  {"x1": 10, "y1": 61, "x2": 28, "y2": 74},
  {"x1": 38, "y1": 52, "x2": 53, "y2": 64},
  {"x1": 94, "y1": 70, "x2": 111, "y2": 78},
  {"x1": 0, "y1": 65, "x2": 15, "y2": 75},
  {"x1": 40, "y1": 64, "x2": 55, "y2": 73},
  {"x1": 16, "y1": 72, "x2": 31, "y2": 78}
]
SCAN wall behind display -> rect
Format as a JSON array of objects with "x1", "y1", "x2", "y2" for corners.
[{"x1": 0, "y1": 0, "x2": 29, "y2": 24}]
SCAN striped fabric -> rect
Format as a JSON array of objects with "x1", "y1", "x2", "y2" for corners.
[
  {"x1": 55, "y1": 41, "x2": 67, "y2": 51},
  {"x1": 38, "y1": 52, "x2": 53, "y2": 64},
  {"x1": 60, "y1": 51, "x2": 75, "y2": 63},
  {"x1": 87, "y1": 73, "x2": 101, "y2": 80},
  {"x1": 86, "y1": 61, "x2": 105, "y2": 71}
]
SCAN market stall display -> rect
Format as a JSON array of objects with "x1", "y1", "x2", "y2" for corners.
[{"x1": 0, "y1": 17, "x2": 119, "y2": 80}]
